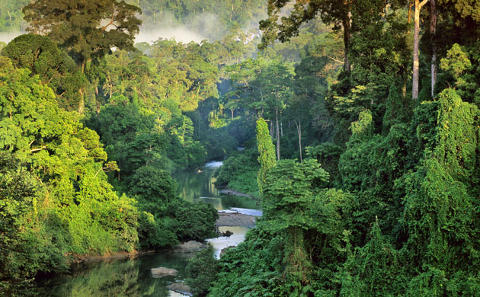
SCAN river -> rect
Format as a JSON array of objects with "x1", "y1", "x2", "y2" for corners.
[{"x1": 23, "y1": 161, "x2": 260, "y2": 297}]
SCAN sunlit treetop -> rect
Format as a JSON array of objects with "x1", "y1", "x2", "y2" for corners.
[
  {"x1": 2, "y1": 34, "x2": 87, "y2": 111},
  {"x1": 23, "y1": 0, "x2": 142, "y2": 68}
]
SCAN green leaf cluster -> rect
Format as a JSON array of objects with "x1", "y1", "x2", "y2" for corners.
[
  {"x1": 2, "y1": 34, "x2": 87, "y2": 111},
  {"x1": 215, "y1": 148, "x2": 259, "y2": 197},
  {"x1": 186, "y1": 246, "x2": 219, "y2": 297},
  {"x1": 23, "y1": 0, "x2": 141, "y2": 66},
  {"x1": 256, "y1": 118, "x2": 275, "y2": 194},
  {"x1": 0, "y1": 60, "x2": 139, "y2": 282},
  {"x1": 210, "y1": 6, "x2": 480, "y2": 295}
]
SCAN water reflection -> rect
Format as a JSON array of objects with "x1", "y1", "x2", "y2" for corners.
[
  {"x1": 175, "y1": 163, "x2": 220, "y2": 205},
  {"x1": 12, "y1": 162, "x2": 261, "y2": 297},
  {"x1": 175, "y1": 162, "x2": 260, "y2": 211},
  {"x1": 32, "y1": 253, "x2": 190, "y2": 297}
]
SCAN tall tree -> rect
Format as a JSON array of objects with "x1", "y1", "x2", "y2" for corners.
[
  {"x1": 256, "y1": 117, "x2": 276, "y2": 194},
  {"x1": 259, "y1": 61, "x2": 294, "y2": 160},
  {"x1": 22, "y1": 0, "x2": 141, "y2": 71},
  {"x1": 263, "y1": 159, "x2": 331, "y2": 291},
  {"x1": 430, "y1": 0, "x2": 437, "y2": 98},
  {"x1": 412, "y1": 0, "x2": 429, "y2": 100},
  {"x1": 225, "y1": 57, "x2": 294, "y2": 160},
  {"x1": 260, "y1": 0, "x2": 353, "y2": 73},
  {"x1": 2, "y1": 34, "x2": 87, "y2": 111},
  {"x1": 23, "y1": 0, "x2": 141, "y2": 113}
]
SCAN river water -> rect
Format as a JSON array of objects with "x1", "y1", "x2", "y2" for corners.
[{"x1": 25, "y1": 161, "x2": 260, "y2": 297}]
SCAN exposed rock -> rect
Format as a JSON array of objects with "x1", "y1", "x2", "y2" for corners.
[
  {"x1": 220, "y1": 230, "x2": 233, "y2": 237},
  {"x1": 216, "y1": 212, "x2": 256, "y2": 228},
  {"x1": 175, "y1": 240, "x2": 207, "y2": 253},
  {"x1": 151, "y1": 267, "x2": 178, "y2": 278},
  {"x1": 167, "y1": 282, "x2": 192, "y2": 296}
]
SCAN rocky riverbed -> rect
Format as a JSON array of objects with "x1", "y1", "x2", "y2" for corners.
[{"x1": 216, "y1": 211, "x2": 257, "y2": 228}]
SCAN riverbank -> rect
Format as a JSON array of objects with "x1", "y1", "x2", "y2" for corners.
[
  {"x1": 71, "y1": 250, "x2": 157, "y2": 265},
  {"x1": 72, "y1": 210, "x2": 259, "y2": 264}
]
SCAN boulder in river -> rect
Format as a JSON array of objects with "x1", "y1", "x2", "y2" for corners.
[
  {"x1": 220, "y1": 230, "x2": 233, "y2": 237},
  {"x1": 151, "y1": 267, "x2": 178, "y2": 278},
  {"x1": 167, "y1": 282, "x2": 192, "y2": 296},
  {"x1": 175, "y1": 240, "x2": 207, "y2": 253}
]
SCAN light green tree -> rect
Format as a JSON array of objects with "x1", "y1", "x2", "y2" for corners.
[
  {"x1": 256, "y1": 117, "x2": 276, "y2": 195},
  {"x1": 0, "y1": 58, "x2": 138, "y2": 280}
]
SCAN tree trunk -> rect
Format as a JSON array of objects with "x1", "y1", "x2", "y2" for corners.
[
  {"x1": 78, "y1": 88, "x2": 85, "y2": 114},
  {"x1": 270, "y1": 120, "x2": 274, "y2": 138},
  {"x1": 285, "y1": 228, "x2": 310, "y2": 284},
  {"x1": 295, "y1": 121, "x2": 303, "y2": 162},
  {"x1": 412, "y1": 0, "x2": 429, "y2": 100},
  {"x1": 406, "y1": 2, "x2": 414, "y2": 98},
  {"x1": 275, "y1": 108, "x2": 280, "y2": 161},
  {"x1": 79, "y1": 61, "x2": 86, "y2": 114},
  {"x1": 408, "y1": 2, "x2": 414, "y2": 24},
  {"x1": 430, "y1": 0, "x2": 437, "y2": 98},
  {"x1": 342, "y1": 10, "x2": 352, "y2": 73}
]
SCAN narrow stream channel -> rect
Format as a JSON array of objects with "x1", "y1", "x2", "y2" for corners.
[
  {"x1": 25, "y1": 161, "x2": 260, "y2": 297},
  {"x1": 176, "y1": 161, "x2": 261, "y2": 260}
]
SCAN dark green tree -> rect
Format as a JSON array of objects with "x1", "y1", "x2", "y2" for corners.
[
  {"x1": 260, "y1": 0, "x2": 355, "y2": 73},
  {"x1": 186, "y1": 246, "x2": 219, "y2": 297},
  {"x1": 23, "y1": 0, "x2": 141, "y2": 71},
  {"x1": 2, "y1": 34, "x2": 86, "y2": 111}
]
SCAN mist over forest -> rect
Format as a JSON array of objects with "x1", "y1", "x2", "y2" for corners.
[{"x1": 0, "y1": 0, "x2": 266, "y2": 43}]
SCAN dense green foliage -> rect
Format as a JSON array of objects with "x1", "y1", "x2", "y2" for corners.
[
  {"x1": 1, "y1": 34, "x2": 86, "y2": 111},
  {"x1": 0, "y1": 59, "x2": 138, "y2": 285},
  {"x1": 2, "y1": 0, "x2": 480, "y2": 296},
  {"x1": 208, "y1": 1, "x2": 480, "y2": 296},
  {"x1": 23, "y1": 0, "x2": 141, "y2": 68},
  {"x1": 214, "y1": 148, "x2": 260, "y2": 197},
  {"x1": 186, "y1": 246, "x2": 219, "y2": 297},
  {"x1": 256, "y1": 118, "x2": 276, "y2": 194}
]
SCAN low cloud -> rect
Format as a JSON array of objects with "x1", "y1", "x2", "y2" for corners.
[
  {"x1": 136, "y1": 27, "x2": 207, "y2": 44},
  {"x1": 135, "y1": 12, "x2": 225, "y2": 44}
]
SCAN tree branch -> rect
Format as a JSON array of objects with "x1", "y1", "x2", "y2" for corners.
[
  {"x1": 31, "y1": 146, "x2": 46, "y2": 153},
  {"x1": 420, "y1": 0, "x2": 429, "y2": 8},
  {"x1": 101, "y1": 18, "x2": 115, "y2": 31},
  {"x1": 328, "y1": 56, "x2": 344, "y2": 64}
]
